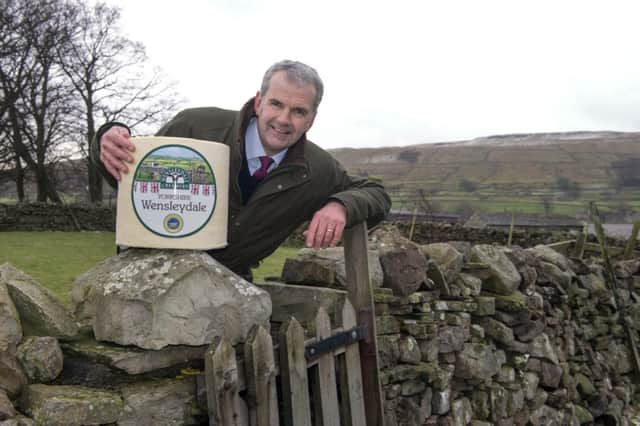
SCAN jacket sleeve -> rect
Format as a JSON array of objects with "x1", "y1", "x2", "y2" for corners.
[
  {"x1": 328, "y1": 161, "x2": 391, "y2": 229},
  {"x1": 90, "y1": 122, "x2": 131, "y2": 189}
]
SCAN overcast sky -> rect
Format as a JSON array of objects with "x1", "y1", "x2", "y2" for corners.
[{"x1": 107, "y1": 0, "x2": 640, "y2": 150}]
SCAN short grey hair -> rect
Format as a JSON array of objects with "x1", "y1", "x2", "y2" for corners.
[{"x1": 260, "y1": 60, "x2": 324, "y2": 111}]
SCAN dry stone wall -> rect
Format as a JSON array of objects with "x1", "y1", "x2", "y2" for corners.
[
  {"x1": 0, "y1": 203, "x2": 115, "y2": 232},
  {"x1": 282, "y1": 226, "x2": 640, "y2": 425},
  {"x1": 2, "y1": 225, "x2": 640, "y2": 425}
]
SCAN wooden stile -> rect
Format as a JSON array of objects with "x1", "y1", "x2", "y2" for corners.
[
  {"x1": 244, "y1": 325, "x2": 279, "y2": 426},
  {"x1": 200, "y1": 221, "x2": 384, "y2": 425},
  {"x1": 279, "y1": 317, "x2": 312, "y2": 426},
  {"x1": 343, "y1": 222, "x2": 385, "y2": 426},
  {"x1": 205, "y1": 337, "x2": 242, "y2": 426}
]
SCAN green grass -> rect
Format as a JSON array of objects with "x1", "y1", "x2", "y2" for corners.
[
  {"x1": 252, "y1": 246, "x2": 301, "y2": 282},
  {"x1": 0, "y1": 232, "x2": 300, "y2": 306},
  {"x1": 0, "y1": 232, "x2": 117, "y2": 306}
]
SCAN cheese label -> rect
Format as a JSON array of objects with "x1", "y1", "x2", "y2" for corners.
[
  {"x1": 116, "y1": 136, "x2": 229, "y2": 250},
  {"x1": 131, "y1": 145, "x2": 217, "y2": 237}
]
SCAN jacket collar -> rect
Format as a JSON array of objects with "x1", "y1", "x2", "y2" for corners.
[{"x1": 236, "y1": 98, "x2": 309, "y2": 167}]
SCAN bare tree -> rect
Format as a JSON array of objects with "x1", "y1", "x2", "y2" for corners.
[
  {"x1": 60, "y1": 1, "x2": 182, "y2": 202},
  {"x1": 0, "y1": 0, "x2": 78, "y2": 203}
]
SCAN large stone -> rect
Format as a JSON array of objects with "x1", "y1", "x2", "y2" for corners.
[
  {"x1": 605, "y1": 342, "x2": 633, "y2": 375},
  {"x1": 503, "y1": 246, "x2": 538, "y2": 293},
  {"x1": 398, "y1": 336, "x2": 421, "y2": 364},
  {"x1": 372, "y1": 227, "x2": 428, "y2": 296},
  {"x1": 477, "y1": 317, "x2": 514, "y2": 347},
  {"x1": 451, "y1": 397, "x2": 473, "y2": 426},
  {"x1": 540, "y1": 361, "x2": 563, "y2": 389},
  {"x1": 378, "y1": 335, "x2": 400, "y2": 369},
  {"x1": 0, "y1": 389, "x2": 16, "y2": 421},
  {"x1": 19, "y1": 384, "x2": 123, "y2": 426},
  {"x1": 538, "y1": 261, "x2": 573, "y2": 290},
  {"x1": 529, "y1": 405, "x2": 564, "y2": 426},
  {"x1": 282, "y1": 247, "x2": 383, "y2": 288},
  {"x1": 529, "y1": 333, "x2": 560, "y2": 365},
  {"x1": 0, "y1": 415, "x2": 37, "y2": 426},
  {"x1": 528, "y1": 245, "x2": 570, "y2": 271},
  {"x1": 454, "y1": 343, "x2": 505, "y2": 380},
  {"x1": 16, "y1": 336, "x2": 63, "y2": 383},
  {"x1": 72, "y1": 250, "x2": 271, "y2": 350},
  {"x1": 489, "y1": 384, "x2": 508, "y2": 420},
  {"x1": 396, "y1": 396, "x2": 427, "y2": 426},
  {"x1": 0, "y1": 351, "x2": 27, "y2": 399},
  {"x1": 421, "y1": 243, "x2": 464, "y2": 282},
  {"x1": 280, "y1": 258, "x2": 336, "y2": 286},
  {"x1": 118, "y1": 377, "x2": 203, "y2": 426},
  {"x1": 523, "y1": 372, "x2": 540, "y2": 400},
  {"x1": 61, "y1": 338, "x2": 208, "y2": 375},
  {"x1": 432, "y1": 388, "x2": 451, "y2": 415},
  {"x1": 437, "y1": 326, "x2": 470, "y2": 354},
  {"x1": 0, "y1": 281, "x2": 21, "y2": 353},
  {"x1": 470, "y1": 245, "x2": 521, "y2": 294},
  {"x1": 456, "y1": 273, "x2": 482, "y2": 297},
  {"x1": 0, "y1": 263, "x2": 79, "y2": 340}
]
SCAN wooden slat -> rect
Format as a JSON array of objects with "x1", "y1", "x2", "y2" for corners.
[
  {"x1": 312, "y1": 307, "x2": 340, "y2": 426},
  {"x1": 343, "y1": 222, "x2": 384, "y2": 426},
  {"x1": 338, "y1": 300, "x2": 367, "y2": 426},
  {"x1": 624, "y1": 221, "x2": 640, "y2": 260},
  {"x1": 244, "y1": 325, "x2": 279, "y2": 426},
  {"x1": 204, "y1": 337, "x2": 242, "y2": 426},
  {"x1": 279, "y1": 317, "x2": 312, "y2": 426},
  {"x1": 573, "y1": 226, "x2": 586, "y2": 259}
]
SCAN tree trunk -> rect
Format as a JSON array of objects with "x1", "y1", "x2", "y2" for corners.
[
  {"x1": 87, "y1": 110, "x2": 103, "y2": 203},
  {"x1": 88, "y1": 154, "x2": 103, "y2": 203},
  {"x1": 14, "y1": 157, "x2": 25, "y2": 202}
]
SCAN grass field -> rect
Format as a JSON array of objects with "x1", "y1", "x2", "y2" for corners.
[{"x1": 0, "y1": 232, "x2": 299, "y2": 307}]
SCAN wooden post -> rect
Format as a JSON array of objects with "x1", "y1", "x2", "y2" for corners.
[
  {"x1": 624, "y1": 220, "x2": 640, "y2": 260},
  {"x1": 573, "y1": 222, "x2": 587, "y2": 259},
  {"x1": 343, "y1": 222, "x2": 385, "y2": 426},
  {"x1": 507, "y1": 212, "x2": 515, "y2": 247},
  {"x1": 408, "y1": 205, "x2": 418, "y2": 241}
]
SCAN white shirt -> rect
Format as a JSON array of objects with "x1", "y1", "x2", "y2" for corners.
[{"x1": 245, "y1": 118, "x2": 287, "y2": 175}]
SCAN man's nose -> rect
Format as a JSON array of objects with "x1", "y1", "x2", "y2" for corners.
[{"x1": 275, "y1": 109, "x2": 292, "y2": 125}]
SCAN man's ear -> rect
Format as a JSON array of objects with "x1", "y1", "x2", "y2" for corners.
[{"x1": 306, "y1": 111, "x2": 317, "y2": 132}]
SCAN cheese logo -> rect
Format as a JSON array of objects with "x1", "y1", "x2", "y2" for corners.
[{"x1": 131, "y1": 145, "x2": 217, "y2": 238}]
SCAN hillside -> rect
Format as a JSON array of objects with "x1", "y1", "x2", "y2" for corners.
[{"x1": 330, "y1": 131, "x2": 640, "y2": 219}]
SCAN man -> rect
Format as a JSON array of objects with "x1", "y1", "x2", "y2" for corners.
[{"x1": 93, "y1": 60, "x2": 391, "y2": 278}]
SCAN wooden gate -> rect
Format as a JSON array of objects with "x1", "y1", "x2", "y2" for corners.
[
  {"x1": 204, "y1": 222, "x2": 384, "y2": 425},
  {"x1": 204, "y1": 300, "x2": 366, "y2": 425}
]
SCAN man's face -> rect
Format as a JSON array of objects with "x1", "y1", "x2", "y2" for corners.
[{"x1": 254, "y1": 71, "x2": 317, "y2": 156}]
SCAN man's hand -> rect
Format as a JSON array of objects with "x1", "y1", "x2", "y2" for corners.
[
  {"x1": 99, "y1": 126, "x2": 134, "y2": 181},
  {"x1": 304, "y1": 201, "x2": 347, "y2": 249}
]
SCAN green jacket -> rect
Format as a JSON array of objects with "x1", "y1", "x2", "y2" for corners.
[{"x1": 95, "y1": 98, "x2": 391, "y2": 274}]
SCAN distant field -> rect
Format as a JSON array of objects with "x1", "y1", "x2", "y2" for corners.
[
  {"x1": 0, "y1": 232, "x2": 299, "y2": 307},
  {"x1": 332, "y1": 132, "x2": 640, "y2": 219}
]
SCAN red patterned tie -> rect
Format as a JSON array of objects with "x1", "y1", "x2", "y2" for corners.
[{"x1": 252, "y1": 156, "x2": 273, "y2": 181}]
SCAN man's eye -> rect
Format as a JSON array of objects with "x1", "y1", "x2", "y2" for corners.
[
  {"x1": 293, "y1": 108, "x2": 307, "y2": 117},
  {"x1": 269, "y1": 100, "x2": 282, "y2": 108}
]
